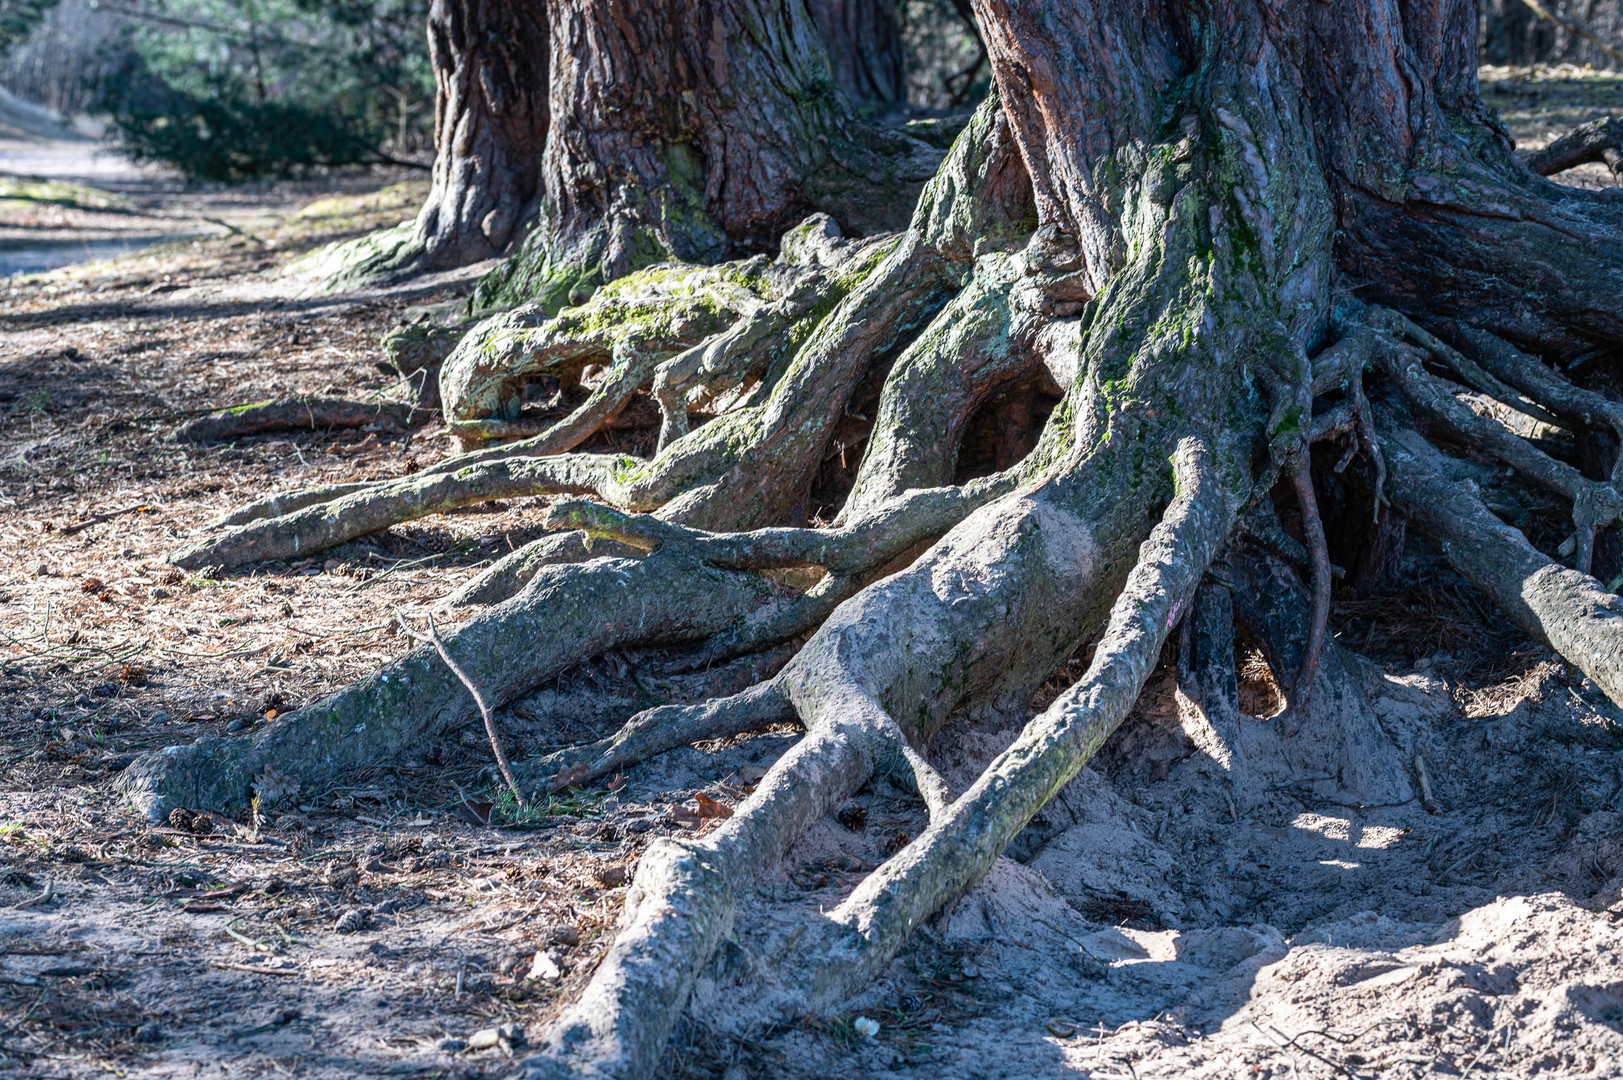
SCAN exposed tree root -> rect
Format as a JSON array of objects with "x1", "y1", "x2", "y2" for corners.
[
  {"x1": 124, "y1": 16, "x2": 1623, "y2": 1077},
  {"x1": 1366, "y1": 313, "x2": 1623, "y2": 577},
  {"x1": 766, "y1": 439, "x2": 1234, "y2": 1012},
  {"x1": 210, "y1": 483, "x2": 375, "y2": 530},
  {"x1": 168, "y1": 96, "x2": 1034, "y2": 574},
  {"x1": 514, "y1": 716, "x2": 885, "y2": 1080},
  {"x1": 1380, "y1": 408, "x2": 1623, "y2": 708},
  {"x1": 837, "y1": 251, "x2": 1040, "y2": 520},
  {"x1": 168, "y1": 399, "x2": 419, "y2": 444},
  {"x1": 1450, "y1": 324, "x2": 1623, "y2": 488},
  {"x1": 1527, "y1": 115, "x2": 1623, "y2": 183},
  {"x1": 170, "y1": 454, "x2": 634, "y2": 570},
  {"x1": 442, "y1": 530, "x2": 642, "y2": 608},
  {"x1": 515, "y1": 681, "x2": 797, "y2": 795}
]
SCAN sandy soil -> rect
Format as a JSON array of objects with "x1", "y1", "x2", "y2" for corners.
[{"x1": 2, "y1": 69, "x2": 1623, "y2": 1080}]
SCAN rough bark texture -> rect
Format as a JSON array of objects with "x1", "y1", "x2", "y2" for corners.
[
  {"x1": 413, "y1": 0, "x2": 551, "y2": 268},
  {"x1": 472, "y1": 0, "x2": 941, "y2": 313},
  {"x1": 123, "y1": 4, "x2": 1623, "y2": 1078},
  {"x1": 809, "y1": 0, "x2": 905, "y2": 109}
]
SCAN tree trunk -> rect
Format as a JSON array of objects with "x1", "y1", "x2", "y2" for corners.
[
  {"x1": 130, "y1": 3, "x2": 1623, "y2": 1077},
  {"x1": 412, "y1": 0, "x2": 551, "y2": 268},
  {"x1": 471, "y1": 0, "x2": 940, "y2": 312},
  {"x1": 809, "y1": 0, "x2": 905, "y2": 109}
]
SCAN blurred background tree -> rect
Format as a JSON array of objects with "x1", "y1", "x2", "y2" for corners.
[
  {"x1": 86, "y1": 1, "x2": 435, "y2": 180},
  {"x1": 0, "y1": 0, "x2": 63, "y2": 57}
]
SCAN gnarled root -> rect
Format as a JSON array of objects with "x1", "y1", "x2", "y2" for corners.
[
  {"x1": 166, "y1": 229, "x2": 948, "y2": 571},
  {"x1": 168, "y1": 95, "x2": 1033, "y2": 574}
]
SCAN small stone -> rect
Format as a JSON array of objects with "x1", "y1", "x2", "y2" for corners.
[
  {"x1": 466, "y1": 1022, "x2": 526, "y2": 1051},
  {"x1": 526, "y1": 950, "x2": 561, "y2": 981},
  {"x1": 150, "y1": 587, "x2": 170, "y2": 599},
  {"x1": 74, "y1": 694, "x2": 92, "y2": 708},
  {"x1": 226, "y1": 717, "x2": 250, "y2": 733},
  {"x1": 852, "y1": 1015, "x2": 880, "y2": 1039},
  {"x1": 135, "y1": 1021, "x2": 163, "y2": 1043},
  {"x1": 548, "y1": 925, "x2": 582, "y2": 947},
  {"x1": 151, "y1": 712, "x2": 171, "y2": 724},
  {"x1": 437, "y1": 1038, "x2": 467, "y2": 1052}
]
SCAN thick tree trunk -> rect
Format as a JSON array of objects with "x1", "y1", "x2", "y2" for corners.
[
  {"x1": 472, "y1": 0, "x2": 939, "y2": 312},
  {"x1": 809, "y1": 0, "x2": 905, "y2": 109},
  {"x1": 413, "y1": 0, "x2": 551, "y2": 268}
]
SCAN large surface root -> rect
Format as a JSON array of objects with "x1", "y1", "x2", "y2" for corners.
[
  {"x1": 120, "y1": 551, "x2": 776, "y2": 816},
  {"x1": 770, "y1": 439, "x2": 1235, "y2": 1007},
  {"x1": 515, "y1": 709, "x2": 893, "y2": 1080}
]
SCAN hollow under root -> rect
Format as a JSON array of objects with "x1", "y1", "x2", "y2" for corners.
[{"x1": 514, "y1": 681, "x2": 797, "y2": 795}]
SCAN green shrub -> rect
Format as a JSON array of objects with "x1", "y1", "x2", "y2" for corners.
[{"x1": 92, "y1": 0, "x2": 433, "y2": 182}]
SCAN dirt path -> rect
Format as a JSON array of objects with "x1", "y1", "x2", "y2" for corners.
[{"x1": 1, "y1": 69, "x2": 1623, "y2": 1080}]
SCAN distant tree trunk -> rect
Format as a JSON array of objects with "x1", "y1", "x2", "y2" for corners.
[
  {"x1": 809, "y1": 0, "x2": 905, "y2": 109},
  {"x1": 412, "y1": 0, "x2": 550, "y2": 268},
  {"x1": 473, "y1": 0, "x2": 938, "y2": 311}
]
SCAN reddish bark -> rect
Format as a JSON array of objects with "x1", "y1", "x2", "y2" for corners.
[{"x1": 475, "y1": 0, "x2": 937, "y2": 310}]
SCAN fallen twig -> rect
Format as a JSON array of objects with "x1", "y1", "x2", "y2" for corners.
[
  {"x1": 395, "y1": 609, "x2": 524, "y2": 808},
  {"x1": 1415, "y1": 754, "x2": 1442, "y2": 815},
  {"x1": 58, "y1": 503, "x2": 153, "y2": 536},
  {"x1": 212, "y1": 961, "x2": 299, "y2": 977},
  {"x1": 11, "y1": 879, "x2": 54, "y2": 910}
]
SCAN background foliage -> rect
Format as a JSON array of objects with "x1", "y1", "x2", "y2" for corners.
[{"x1": 89, "y1": 0, "x2": 434, "y2": 181}]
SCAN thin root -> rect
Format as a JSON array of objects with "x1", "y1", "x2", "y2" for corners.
[{"x1": 1292, "y1": 466, "x2": 1330, "y2": 710}]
